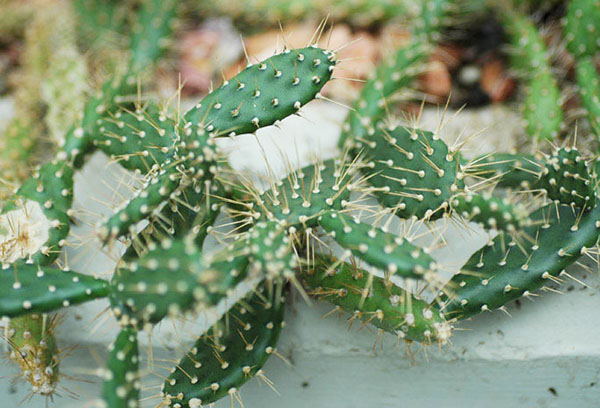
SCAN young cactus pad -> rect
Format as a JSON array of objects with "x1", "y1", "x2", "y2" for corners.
[
  {"x1": 318, "y1": 212, "x2": 438, "y2": 282},
  {"x1": 0, "y1": 263, "x2": 109, "y2": 318},
  {"x1": 303, "y1": 255, "x2": 451, "y2": 344},
  {"x1": 162, "y1": 283, "x2": 285, "y2": 407},
  {"x1": 441, "y1": 203, "x2": 600, "y2": 320},
  {"x1": 102, "y1": 328, "x2": 140, "y2": 408},
  {"x1": 184, "y1": 46, "x2": 336, "y2": 136}
]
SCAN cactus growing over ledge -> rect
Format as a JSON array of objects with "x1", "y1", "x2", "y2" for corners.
[{"x1": 1, "y1": 0, "x2": 600, "y2": 407}]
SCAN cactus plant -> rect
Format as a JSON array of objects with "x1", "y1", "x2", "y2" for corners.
[{"x1": 1, "y1": 0, "x2": 600, "y2": 406}]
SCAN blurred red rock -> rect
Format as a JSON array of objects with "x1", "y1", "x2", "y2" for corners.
[
  {"x1": 480, "y1": 59, "x2": 515, "y2": 103},
  {"x1": 179, "y1": 20, "x2": 242, "y2": 94},
  {"x1": 434, "y1": 44, "x2": 464, "y2": 70},
  {"x1": 419, "y1": 57, "x2": 451, "y2": 99}
]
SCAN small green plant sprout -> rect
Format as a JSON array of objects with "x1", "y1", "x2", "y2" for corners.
[{"x1": 2, "y1": 314, "x2": 60, "y2": 396}]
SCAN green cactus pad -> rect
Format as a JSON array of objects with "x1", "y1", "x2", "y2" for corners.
[
  {"x1": 102, "y1": 328, "x2": 140, "y2": 408},
  {"x1": 522, "y1": 70, "x2": 563, "y2": 141},
  {"x1": 441, "y1": 203, "x2": 600, "y2": 320},
  {"x1": 503, "y1": 9, "x2": 563, "y2": 141},
  {"x1": 539, "y1": 147, "x2": 596, "y2": 209},
  {"x1": 129, "y1": 0, "x2": 177, "y2": 71},
  {"x1": 162, "y1": 283, "x2": 285, "y2": 407},
  {"x1": 1, "y1": 161, "x2": 74, "y2": 265},
  {"x1": 574, "y1": 56, "x2": 600, "y2": 134},
  {"x1": 184, "y1": 46, "x2": 336, "y2": 137},
  {"x1": 318, "y1": 212, "x2": 438, "y2": 281},
  {"x1": 565, "y1": 0, "x2": 600, "y2": 58},
  {"x1": 365, "y1": 124, "x2": 463, "y2": 220},
  {"x1": 0, "y1": 263, "x2": 109, "y2": 318},
  {"x1": 503, "y1": 10, "x2": 550, "y2": 75},
  {"x1": 7, "y1": 314, "x2": 60, "y2": 396},
  {"x1": 303, "y1": 255, "x2": 451, "y2": 344},
  {"x1": 451, "y1": 192, "x2": 528, "y2": 232},
  {"x1": 110, "y1": 238, "x2": 203, "y2": 328}
]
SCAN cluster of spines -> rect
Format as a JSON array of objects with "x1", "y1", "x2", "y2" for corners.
[
  {"x1": 465, "y1": 152, "x2": 542, "y2": 189},
  {"x1": 248, "y1": 158, "x2": 357, "y2": 229},
  {"x1": 123, "y1": 181, "x2": 223, "y2": 261},
  {"x1": 363, "y1": 124, "x2": 463, "y2": 220},
  {"x1": 450, "y1": 192, "x2": 527, "y2": 232},
  {"x1": 539, "y1": 147, "x2": 596, "y2": 209}
]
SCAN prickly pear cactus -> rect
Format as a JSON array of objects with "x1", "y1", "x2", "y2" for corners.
[{"x1": 1, "y1": 1, "x2": 600, "y2": 406}]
